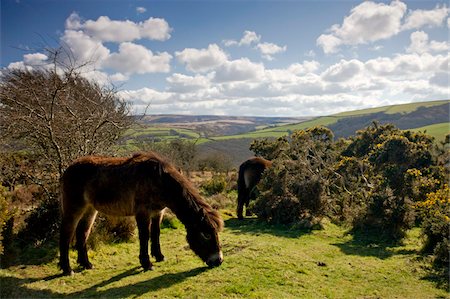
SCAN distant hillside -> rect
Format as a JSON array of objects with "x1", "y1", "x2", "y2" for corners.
[
  {"x1": 137, "y1": 114, "x2": 309, "y2": 137},
  {"x1": 213, "y1": 100, "x2": 449, "y2": 141},
  {"x1": 120, "y1": 100, "x2": 449, "y2": 167}
]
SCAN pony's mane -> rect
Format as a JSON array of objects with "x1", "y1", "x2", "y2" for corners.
[{"x1": 132, "y1": 152, "x2": 224, "y2": 232}]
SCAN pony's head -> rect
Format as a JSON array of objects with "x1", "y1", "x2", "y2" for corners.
[{"x1": 186, "y1": 208, "x2": 223, "y2": 267}]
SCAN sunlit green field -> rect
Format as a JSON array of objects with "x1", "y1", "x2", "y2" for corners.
[
  {"x1": 411, "y1": 122, "x2": 449, "y2": 142},
  {"x1": 1, "y1": 214, "x2": 446, "y2": 298}
]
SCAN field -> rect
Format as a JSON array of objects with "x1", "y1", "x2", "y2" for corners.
[
  {"x1": 0, "y1": 214, "x2": 447, "y2": 298},
  {"x1": 121, "y1": 100, "x2": 449, "y2": 146}
]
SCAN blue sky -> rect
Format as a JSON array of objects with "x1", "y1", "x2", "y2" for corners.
[{"x1": 1, "y1": 0, "x2": 449, "y2": 116}]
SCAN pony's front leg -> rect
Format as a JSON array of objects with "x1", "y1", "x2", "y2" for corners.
[
  {"x1": 150, "y1": 212, "x2": 165, "y2": 262},
  {"x1": 135, "y1": 212, "x2": 153, "y2": 271}
]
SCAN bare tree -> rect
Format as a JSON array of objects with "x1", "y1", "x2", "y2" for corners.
[{"x1": 0, "y1": 48, "x2": 133, "y2": 176}]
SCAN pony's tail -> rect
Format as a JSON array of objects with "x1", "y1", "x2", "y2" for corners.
[{"x1": 236, "y1": 163, "x2": 248, "y2": 219}]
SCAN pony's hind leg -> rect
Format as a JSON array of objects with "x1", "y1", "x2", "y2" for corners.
[
  {"x1": 136, "y1": 211, "x2": 153, "y2": 271},
  {"x1": 59, "y1": 207, "x2": 85, "y2": 275},
  {"x1": 76, "y1": 206, "x2": 98, "y2": 270},
  {"x1": 150, "y1": 211, "x2": 165, "y2": 262}
]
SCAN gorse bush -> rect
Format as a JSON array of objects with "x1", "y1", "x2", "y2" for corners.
[
  {"x1": 0, "y1": 185, "x2": 15, "y2": 256},
  {"x1": 352, "y1": 186, "x2": 415, "y2": 240},
  {"x1": 250, "y1": 127, "x2": 337, "y2": 227},
  {"x1": 201, "y1": 175, "x2": 227, "y2": 196},
  {"x1": 249, "y1": 122, "x2": 445, "y2": 244},
  {"x1": 415, "y1": 185, "x2": 450, "y2": 266}
]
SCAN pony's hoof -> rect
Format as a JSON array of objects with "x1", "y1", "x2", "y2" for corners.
[
  {"x1": 142, "y1": 265, "x2": 154, "y2": 271},
  {"x1": 62, "y1": 269, "x2": 74, "y2": 276},
  {"x1": 153, "y1": 254, "x2": 165, "y2": 262}
]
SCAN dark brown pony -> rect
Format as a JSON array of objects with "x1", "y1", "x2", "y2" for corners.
[
  {"x1": 237, "y1": 157, "x2": 272, "y2": 220},
  {"x1": 59, "y1": 152, "x2": 223, "y2": 275}
]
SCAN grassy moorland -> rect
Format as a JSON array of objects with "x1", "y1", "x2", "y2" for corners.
[
  {"x1": 0, "y1": 214, "x2": 447, "y2": 298},
  {"x1": 120, "y1": 100, "x2": 449, "y2": 147}
]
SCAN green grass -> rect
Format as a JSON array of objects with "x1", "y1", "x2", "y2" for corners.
[
  {"x1": 334, "y1": 99, "x2": 449, "y2": 116},
  {"x1": 1, "y1": 215, "x2": 447, "y2": 298},
  {"x1": 411, "y1": 123, "x2": 449, "y2": 142},
  {"x1": 213, "y1": 117, "x2": 340, "y2": 141}
]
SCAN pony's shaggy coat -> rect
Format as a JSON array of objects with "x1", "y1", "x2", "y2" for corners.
[{"x1": 59, "y1": 152, "x2": 223, "y2": 275}]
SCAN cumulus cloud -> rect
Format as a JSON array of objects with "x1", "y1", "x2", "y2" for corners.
[
  {"x1": 65, "y1": 12, "x2": 172, "y2": 43},
  {"x1": 317, "y1": 1, "x2": 407, "y2": 54},
  {"x1": 119, "y1": 87, "x2": 172, "y2": 105},
  {"x1": 256, "y1": 42, "x2": 287, "y2": 60},
  {"x1": 214, "y1": 58, "x2": 265, "y2": 82},
  {"x1": 7, "y1": 53, "x2": 48, "y2": 71},
  {"x1": 317, "y1": 2, "x2": 450, "y2": 54},
  {"x1": 321, "y1": 59, "x2": 364, "y2": 82},
  {"x1": 223, "y1": 30, "x2": 261, "y2": 47},
  {"x1": 402, "y1": 4, "x2": 449, "y2": 30},
  {"x1": 406, "y1": 31, "x2": 449, "y2": 54},
  {"x1": 166, "y1": 73, "x2": 211, "y2": 92},
  {"x1": 175, "y1": 44, "x2": 228, "y2": 73},
  {"x1": 61, "y1": 29, "x2": 110, "y2": 67},
  {"x1": 103, "y1": 42, "x2": 172, "y2": 74}
]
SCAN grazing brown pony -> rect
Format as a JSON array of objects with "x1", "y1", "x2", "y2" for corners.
[
  {"x1": 59, "y1": 152, "x2": 223, "y2": 276},
  {"x1": 237, "y1": 157, "x2": 272, "y2": 220}
]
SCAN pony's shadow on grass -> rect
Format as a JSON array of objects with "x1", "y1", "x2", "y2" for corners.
[
  {"x1": 67, "y1": 266, "x2": 208, "y2": 298},
  {"x1": 332, "y1": 229, "x2": 417, "y2": 259},
  {"x1": 2, "y1": 240, "x2": 59, "y2": 268},
  {"x1": 0, "y1": 275, "x2": 63, "y2": 298},
  {"x1": 225, "y1": 217, "x2": 310, "y2": 238}
]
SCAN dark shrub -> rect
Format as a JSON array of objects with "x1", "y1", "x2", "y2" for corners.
[
  {"x1": 17, "y1": 197, "x2": 60, "y2": 246},
  {"x1": 352, "y1": 186, "x2": 415, "y2": 240},
  {"x1": 201, "y1": 175, "x2": 227, "y2": 196}
]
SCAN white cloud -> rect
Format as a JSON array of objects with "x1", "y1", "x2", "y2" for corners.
[
  {"x1": 214, "y1": 58, "x2": 265, "y2": 82},
  {"x1": 61, "y1": 30, "x2": 110, "y2": 67},
  {"x1": 23, "y1": 53, "x2": 48, "y2": 65},
  {"x1": 175, "y1": 44, "x2": 228, "y2": 73},
  {"x1": 317, "y1": 1, "x2": 407, "y2": 54},
  {"x1": 321, "y1": 59, "x2": 364, "y2": 82},
  {"x1": 136, "y1": 7, "x2": 147, "y2": 14},
  {"x1": 223, "y1": 30, "x2": 261, "y2": 47},
  {"x1": 316, "y1": 34, "x2": 343, "y2": 54},
  {"x1": 239, "y1": 31, "x2": 261, "y2": 46},
  {"x1": 288, "y1": 61, "x2": 320, "y2": 75},
  {"x1": 139, "y1": 18, "x2": 172, "y2": 41},
  {"x1": 119, "y1": 87, "x2": 172, "y2": 105},
  {"x1": 402, "y1": 4, "x2": 449, "y2": 30},
  {"x1": 365, "y1": 53, "x2": 448, "y2": 78},
  {"x1": 65, "y1": 12, "x2": 82, "y2": 30},
  {"x1": 256, "y1": 42, "x2": 287, "y2": 60},
  {"x1": 406, "y1": 31, "x2": 449, "y2": 54},
  {"x1": 103, "y1": 42, "x2": 172, "y2": 74},
  {"x1": 166, "y1": 73, "x2": 211, "y2": 93},
  {"x1": 66, "y1": 12, "x2": 172, "y2": 43},
  {"x1": 110, "y1": 73, "x2": 129, "y2": 82}
]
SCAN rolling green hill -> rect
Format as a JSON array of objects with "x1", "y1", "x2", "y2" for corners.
[
  {"x1": 118, "y1": 100, "x2": 449, "y2": 166},
  {"x1": 212, "y1": 100, "x2": 449, "y2": 141}
]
